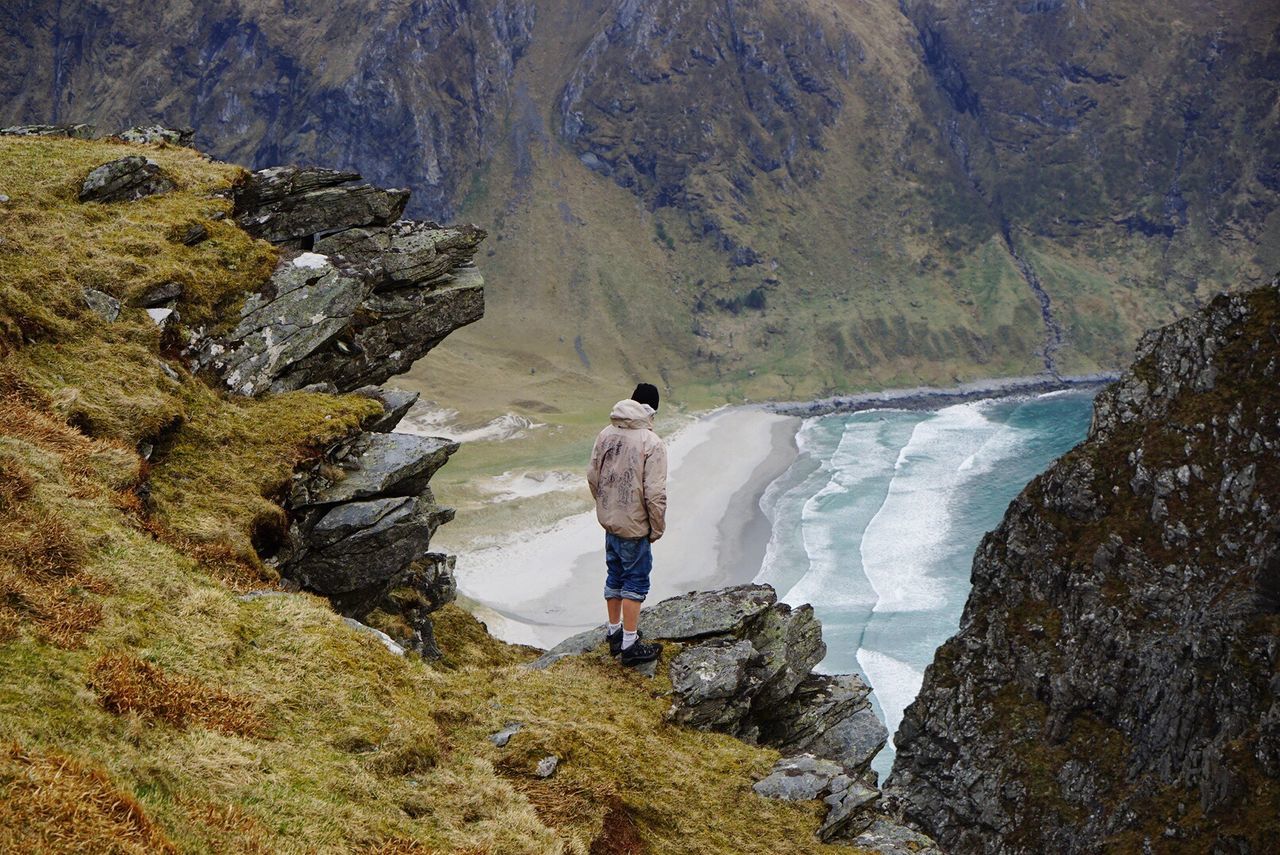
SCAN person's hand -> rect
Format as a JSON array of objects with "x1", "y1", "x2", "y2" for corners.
[{"x1": 648, "y1": 532, "x2": 662, "y2": 543}]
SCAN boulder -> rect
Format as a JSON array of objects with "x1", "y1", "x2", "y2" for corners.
[
  {"x1": 754, "y1": 753, "x2": 885, "y2": 842},
  {"x1": 746, "y1": 603, "x2": 825, "y2": 709},
  {"x1": 189, "y1": 245, "x2": 485, "y2": 395},
  {"x1": 193, "y1": 253, "x2": 365, "y2": 396},
  {"x1": 753, "y1": 754, "x2": 847, "y2": 801},
  {"x1": 640, "y1": 583, "x2": 776, "y2": 640},
  {"x1": 315, "y1": 221, "x2": 484, "y2": 290},
  {"x1": 134, "y1": 281, "x2": 183, "y2": 308},
  {"x1": 119, "y1": 125, "x2": 195, "y2": 147},
  {"x1": 79, "y1": 156, "x2": 176, "y2": 203},
  {"x1": 761, "y1": 673, "x2": 872, "y2": 749},
  {"x1": 668, "y1": 640, "x2": 761, "y2": 732},
  {"x1": 849, "y1": 820, "x2": 942, "y2": 855},
  {"x1": 329, "y1": 553, "x2": 458, "y2": 659},
  {"x1": 284, "y1": 495, "x2": 434, "y2": 595},
  {"x1": 83, "y1": 288, "x2": 121, "y2": 322},
  {"x1": 818, "y1": 781, "x2": 880, "y2": 841},
  {"x1": 232, "y1": 165, "x2": 360, "y2": 210},
  {"x1": 802, "y1": 707, "x2": 888, "y2": 774}
]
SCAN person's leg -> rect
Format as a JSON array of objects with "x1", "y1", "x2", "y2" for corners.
[
  {"x1": 618, "y1": 538, "x2": 654, "y2": 654},
  {"x1": 621, "y1": 598, "x2": 642, "y2": 632},
  {"x1": 603, "y1": 534, "x2": 625, "y2": 640}
]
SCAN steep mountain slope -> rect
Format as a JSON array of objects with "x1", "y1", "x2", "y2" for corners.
[
  {"x1": 886, "y1": 279, "x2": 1280, "y2": 852},
  {"x1": 0, "y1": 132, "x2": 901, "y2": 854},
  {"x1": 4, "y1": 0, "x2": 1277, "y2": 409}
]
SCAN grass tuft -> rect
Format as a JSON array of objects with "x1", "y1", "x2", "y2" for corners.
[
  {"x1": 90, "y1": 653, "x2": 263, "y2": 738},
  {"x1": 0, "y1": 741, "x2": 178, "y2": 854}
]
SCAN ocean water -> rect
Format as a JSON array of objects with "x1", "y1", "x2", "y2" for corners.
[{"x1": 755, "y1": 390, "x2": 1096, "y2": 780}]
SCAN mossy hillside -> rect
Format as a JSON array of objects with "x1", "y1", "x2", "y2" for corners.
[{"x1": 0, "y1": 135, "x2": 871, "y2": 852}]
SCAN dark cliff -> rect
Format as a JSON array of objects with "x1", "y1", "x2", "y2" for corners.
[{"x1": 887, "y1": 280, "x2": 1280, "y2": 852}]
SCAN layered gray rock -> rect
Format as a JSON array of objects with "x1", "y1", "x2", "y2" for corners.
[
  {"x1": 232, "y1": 165, "x2": 409, "y2": 243},
  {"x1": 532, "y1": 582, "x2": 920, "y2": 843},
  {"x1": 119, "y1": 125, "x2": 195, "y2": 147},
  {"x1": 287, "y1": 432, "x2": 457, "y2": 507},
  {"x1": 189, "y1": 241, "x2": 484, "y2": 396},
  {"x1": 668, "y1": 640, "x2": 761, "y2": 732},
  {"x1": 887, "y1": 281, "x2": 1280, "y2": 853},
  {"x1": 354, "y1": 386, "x2": 420, "y2": 432},
  {"x1": 1, "y1": 123, "x2": 97, "y2": 139},
  {"x1": 83, "y1": 288, "x2": 121, "y2": 322},
  {"x1": 79, "y1": 155, "x2": 176, "y2": 203},
  {"x1": 187, "y1": 159, "x2": 486, "y2": 661}
]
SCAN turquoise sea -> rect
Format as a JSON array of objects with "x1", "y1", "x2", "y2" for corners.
[{"x1": 754, "y1": 390, "x2": 1097, "y2": 779}]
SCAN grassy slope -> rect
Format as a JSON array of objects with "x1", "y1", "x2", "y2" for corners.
[{"x1": 0, "y1": 136, "x2": 865, "y2": 853}]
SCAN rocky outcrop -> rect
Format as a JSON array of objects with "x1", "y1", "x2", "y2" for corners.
[
  {"x1": 887, "y1": 281, "x2": 1280, "y2": 853},
  {"x1": 1, "y1": 123, "x2": 97, "y2": 139},
  {"x1": 78, "y1": 155, "x2": 176, "y2": 203},
  {"x1": 188, "y1": 167, "x2": 484, "y2": 397},
  {"x1": 534, "y1": 583, "x2": 922, "y2": 844},
  {"x1": 180, "y1": 157, "x2": 486, "y2": 659}
]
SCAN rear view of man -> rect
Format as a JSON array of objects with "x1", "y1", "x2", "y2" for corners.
[{"x1": 587, "y1": 383, "x2": 667, "y2": 666}]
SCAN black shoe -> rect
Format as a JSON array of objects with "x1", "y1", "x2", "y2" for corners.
[
  {"x1": 607, "y1": 627, "x2": 625, "y2": 656},
  {"x1": 620, "y1": 638, "x2": 662, "y2": 666}
]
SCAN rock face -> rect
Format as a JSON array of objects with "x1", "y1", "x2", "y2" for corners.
[
  {"x1": 535, "y1": 583, "x2": 916, "y2": 843},
  {"x1": 189, "y1": 167, "x2": 485, "y2": 396},
  {"x1": 887, "y1": 281, "x2": 1280, "y2": 853}
]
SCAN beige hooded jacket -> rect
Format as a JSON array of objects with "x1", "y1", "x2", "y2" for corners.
[{"x1": 587, "y1": 399, "x2": 668, "y2": 541}]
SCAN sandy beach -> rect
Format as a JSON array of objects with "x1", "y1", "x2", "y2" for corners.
[{"x1": 446, "y1": 407, "x2": 800, "y2": 648}]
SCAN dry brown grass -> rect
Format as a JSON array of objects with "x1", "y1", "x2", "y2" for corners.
[
  {"x1": 0, "y1": 741, "x2": 177, "y2": 854},
  {"x1": 0, "y1": 396, "x2": 121, "y2": 647},
  {"x1": 90, "y1": 653, "x2": 263, "y2": 737}
]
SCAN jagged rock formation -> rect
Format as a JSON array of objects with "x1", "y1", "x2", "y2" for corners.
[
  {"x1": 171, "y1": 152, "x2": 486, "y2": 658},
  {"x1": 536, "y1": 584, "x2": 922, "y2": 844},
  {"x1": 188, "y1": 166, "x2": 485, "y2": 396},
  {"x1": 887, "y1": 280, "x2": 1280, "y2": 852}
]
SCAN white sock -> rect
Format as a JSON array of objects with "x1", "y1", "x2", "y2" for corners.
[
  {"x1": 607, "y1": 622, "x2": 622, "y2": 635},
  {"x1": 621, "y1": 629, "x2": 638, "y2": 650}
]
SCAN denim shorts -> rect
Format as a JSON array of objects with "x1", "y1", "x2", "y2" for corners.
[{"x1": 603, "y1": 532, "x2": 653, "y2": 602}]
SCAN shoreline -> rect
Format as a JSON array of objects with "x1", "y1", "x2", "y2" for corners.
[
  {"x1": 768, "y1": 371, "x2": 1119, "y2": 418},
  {"x1": 448, "y1": 373, "x2": 1116, "y2": 650}
]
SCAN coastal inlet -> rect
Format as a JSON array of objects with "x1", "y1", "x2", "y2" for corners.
[{"x1": 756, "y1": 391, "x2": 1097, "y2": 778}]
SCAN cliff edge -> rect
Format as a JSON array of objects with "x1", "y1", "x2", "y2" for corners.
[{"x1": 888, "y1": 281, "x2": 1280, "y2": 852}]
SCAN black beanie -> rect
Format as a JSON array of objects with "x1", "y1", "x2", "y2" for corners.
[{"x1": 631, "y1": 382, "x2": 660, "y2": 412}]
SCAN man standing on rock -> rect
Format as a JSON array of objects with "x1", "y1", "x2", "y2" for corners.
[{"x1": 587, "y1": 383, "x2": 667, "y2": 666}]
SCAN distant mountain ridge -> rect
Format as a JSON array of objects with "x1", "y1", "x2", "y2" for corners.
[{"x1": 6, "y1": 0, "x2": 1277, "y2": 402}]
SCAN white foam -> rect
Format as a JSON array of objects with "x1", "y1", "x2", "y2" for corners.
[
  {"x1": 859, "y1": 402, "x2": 1006, "y2": 613},
  {"x1": 857, "y1": 647, "x2": 925, "y2": 745},
  {"x1": 780, "y1": 418, "x2": 900, "y2": 610}
]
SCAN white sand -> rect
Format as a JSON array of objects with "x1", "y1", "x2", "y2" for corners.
[{"x1": 452, "y1": 407, "x2": 799, "y2": 648}]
